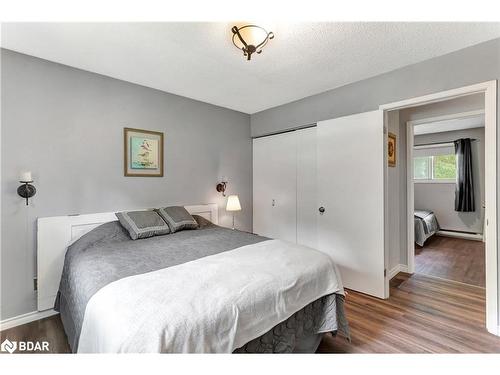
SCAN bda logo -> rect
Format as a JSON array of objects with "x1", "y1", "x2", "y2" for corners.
[{"x1": 1, "y1": 339, "x2": 17, "y2": 354}]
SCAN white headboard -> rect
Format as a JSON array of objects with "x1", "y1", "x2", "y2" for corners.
[{"x1": 37, "y1": 204, "x2": 218, "y2": 311}]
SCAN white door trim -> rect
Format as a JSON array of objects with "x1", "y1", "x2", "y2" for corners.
[
  {"x1": 378, "y1": 81, "x2": 494, "y2": 111},
  {"x1": 406, "y1": 119, "x2": 415, "y2": 274},
  {"x1": 380, "y1": 80, "x2": 498, "y2": 336}
]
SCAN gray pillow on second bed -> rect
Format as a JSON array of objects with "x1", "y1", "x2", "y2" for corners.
[
  {"x1": 156, "y1": 206, "x2": 198, "y2": 233},
  {"x1": 115, "y1": 210, "x2": 170, "y2": 240}
]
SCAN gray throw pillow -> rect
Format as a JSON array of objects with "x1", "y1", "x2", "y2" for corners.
[
  {"x1": 156, "y1": 206, "x2": 199, "y2": 233},
  {"x1": 115, "y1": 210, "x2": 170, "y2": 240},
  {"x1": 192, "y1": 214, "x2": 214, "y2": 229}
]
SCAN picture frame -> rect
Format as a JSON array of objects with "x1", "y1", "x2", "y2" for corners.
[
  {"x1": 124, "y1": 127, "x2": 164, "y2": 177},
  {"x1": 388, "y1": 132, "x2": 396, "y2": 167}
]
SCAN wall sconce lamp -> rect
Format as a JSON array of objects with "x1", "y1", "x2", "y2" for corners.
[
  {"x1": 18, "y1": 171, "x2": 36, "y2": 206},
  {"x1": 216, "y1": 177, "x2": 228, "y2": 197}
]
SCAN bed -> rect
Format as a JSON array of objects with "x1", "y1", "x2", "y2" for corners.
[
  {"x1": 414, "y1": 209, "x2": 440, "y2": 246},
  {"x1": 40, "y1": 204, "x2": 348, "y2": 353}
]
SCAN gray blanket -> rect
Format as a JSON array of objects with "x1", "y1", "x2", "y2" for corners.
[
  {"x1": 56, "y1": 215, "x2": 348, "y2": 352},
  {"x1": 414, "y1": 209, "x2": 432, "y2": 220},
  {"x1": 414, "y1": 210, "x2": 440, "y2": 246}
]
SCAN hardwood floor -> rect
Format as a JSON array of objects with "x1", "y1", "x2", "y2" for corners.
[
  {"x1": 2, "y1": 273, "x2": 499, "y2": 354},
  {"x1": 318, "y1": 273, "x2": 500, "y2": 353},
  {"x1": 415, "y1": 236, "x2": 485, "y2": 287}
]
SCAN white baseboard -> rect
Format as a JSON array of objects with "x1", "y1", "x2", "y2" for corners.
[
  {"x1": 487, "y1": 324, "x2": 500, "y2": 337},
  {"x1": 0, "y1": 309, "x2": 58, "y2": 331},
  {"x1": 388, "y1": 264, "x2": 409, "y2": 280},
  {"x1": 437, "y1": 230, "x2": 483, "y2": 241}
]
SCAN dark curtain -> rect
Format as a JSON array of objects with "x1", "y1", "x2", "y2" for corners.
[{"x1": 454, "y1": 138, "x2": 475, "y2": 212}]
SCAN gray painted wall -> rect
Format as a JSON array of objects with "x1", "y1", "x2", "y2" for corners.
[
  {"x1": 414, "y1": 127, "x2": 485, "y2": 234},
  {"x1": 0, "y1": 49, "x2": 252, "y2": 320}
]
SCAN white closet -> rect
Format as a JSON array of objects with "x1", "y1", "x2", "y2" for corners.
[
  {"x1": 253, "y1": 128, "x2": 316, "y2": 246},
  {"x1": 253, "y1": 111, "x2": 388, "y2": 299},
  {"x1": 296, "y1": 128, "x2": 317, "y2": 249},
  {"x1": 253, "y1": 131, "x2": 298, "y2": 243}
]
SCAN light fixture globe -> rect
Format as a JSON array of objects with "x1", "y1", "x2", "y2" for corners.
[{"x1": 231, "y1": 25, "x2": 274, "y2": 61}]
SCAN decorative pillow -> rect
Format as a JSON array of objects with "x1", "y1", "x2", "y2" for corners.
[
  {"x1": 192, "y1": 214, "x2": 214, "y2": 229},
  {"x1": 156, "y1": 206, "x2": 199, "y2": 233},
  {"x1": 115, "y1": 210, "x2": 170, "y2": 240}
]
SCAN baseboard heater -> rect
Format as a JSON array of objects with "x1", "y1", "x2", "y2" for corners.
[{"x1": 436, "y1": 230, "x2": 484, "y2": 242}]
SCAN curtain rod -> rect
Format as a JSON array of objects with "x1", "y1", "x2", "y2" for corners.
[{"x1": 414, "y1": 139, "x2": 478, "y2": 147}]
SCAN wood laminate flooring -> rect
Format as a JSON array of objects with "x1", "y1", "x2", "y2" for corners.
[
  {"x1": 415, "y1": 236, "x2": 485, "y2": 287},
  {"x1": 2, "y1": 273, "x2": 499, "y2": 353},
  {"x1": 0, "y1": 314, "x2": 70, "y2": 353},
  {"x1": 318, "y1": 273, "x2": 499, "y2": 353}
]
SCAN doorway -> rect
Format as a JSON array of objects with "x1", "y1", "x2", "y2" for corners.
[
  {"x1": 408, "y1": 104, "x2": 485, "y2": 287},
  {"x1": 380, "y1": 81, "x2": 498, "y2": 336}
]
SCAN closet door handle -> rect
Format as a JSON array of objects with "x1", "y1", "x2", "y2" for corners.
[{"x1": 318, "y1": 206, "x2": 325, "y2": 214}]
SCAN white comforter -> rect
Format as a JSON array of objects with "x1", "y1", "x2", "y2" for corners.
[{"x1": 78, "y1": 239, "x2": 343, "y2": 353}]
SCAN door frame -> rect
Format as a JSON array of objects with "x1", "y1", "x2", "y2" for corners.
[
  {"x1": 406, "y1": 109, "x2": 485, "y2": 274},
  {"x1": 380, "y1": 80, "x2": 498, "y2": 336}
]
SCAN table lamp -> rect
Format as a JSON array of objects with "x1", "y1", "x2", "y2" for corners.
[{"x1": 226, "y1": 195, "x2": 241, "y2": 230}]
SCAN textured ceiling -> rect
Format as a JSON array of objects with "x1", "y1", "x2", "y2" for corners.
[{"x1": 2, "y1": 22, "x2": 500, "y2": 113}]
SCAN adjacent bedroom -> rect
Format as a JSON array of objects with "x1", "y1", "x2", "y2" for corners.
[{"x1": 411, "y1": 95, "x2": 486, "y2": 288}]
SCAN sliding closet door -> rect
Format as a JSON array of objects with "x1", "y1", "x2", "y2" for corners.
[
  {"x1": 297, "y1": 127, "x2": 317, "y2": 249},
  {"x1": 253, "y1": 132, "x2": 297, "y2": 242},
  {"x1": 317, "y1": 110, "x2": 387, "y2": 299}
]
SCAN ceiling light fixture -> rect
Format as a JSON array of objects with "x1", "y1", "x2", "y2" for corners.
[{"x1": 231, "y1": 24, "x2": 274, "y2": 61}]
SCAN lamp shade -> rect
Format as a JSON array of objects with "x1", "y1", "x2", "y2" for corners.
[
  {"x1": 20, "y1": 171, "x2": 32, "y2": 182},
  {"x1": 226, "y1": 195, "x2": 241, "y2": 211}
]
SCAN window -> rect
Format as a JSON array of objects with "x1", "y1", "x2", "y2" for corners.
[
  {"x1": 413, "y1": 144, "x2": 456, "y2": 182},
  {"x1": 414, "y1": 156, "x2": 431, "y2": 179},
  {"x1": 433, "y1": 154, "x2": 456, "y2": 179}
]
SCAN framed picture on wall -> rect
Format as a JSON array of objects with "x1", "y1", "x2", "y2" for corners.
[
  {"x1": 124, "y1": 127, "x2": 164, "y2": 177},
  {"x1": 388, "y1": 132, "x2": 396, "y2": 167}
]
